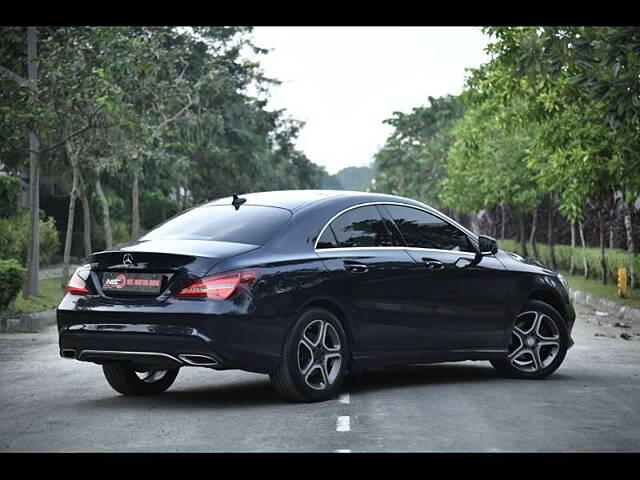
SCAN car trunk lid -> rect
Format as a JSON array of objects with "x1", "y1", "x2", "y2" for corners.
[{"x1": 87, "y1": 239, "x2": 259, "y2": 298}]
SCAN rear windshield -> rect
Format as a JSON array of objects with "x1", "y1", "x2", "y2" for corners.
[{"x1": 141, "y1": 205, "x2": 291, "y2": 245}]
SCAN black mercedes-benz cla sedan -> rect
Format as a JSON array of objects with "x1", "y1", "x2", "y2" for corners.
[{"x1": 58, "y1": 190, "x2": 575, "y2": 402}]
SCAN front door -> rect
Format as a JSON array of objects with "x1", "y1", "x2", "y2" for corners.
[{"x1": 381, "y1": 204, "x2": 509, "y2": 349}]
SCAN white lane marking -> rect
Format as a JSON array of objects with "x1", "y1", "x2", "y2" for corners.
[
  {"x1": 338, "y1": 392, "x2": 350, "y2": 404},
  {"x1": 334, "y1": 449, "x2": 351, "y2": 453},
  {"x1": 336, "y1": 415, "x2": 351, "y2": 432}
]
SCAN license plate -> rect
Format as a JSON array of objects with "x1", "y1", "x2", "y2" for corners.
[{"x1": 102, "y1": 272, "x2": 163, "y2": 295}]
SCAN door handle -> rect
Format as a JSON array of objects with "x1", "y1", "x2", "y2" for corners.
[
  {"x1": 422, "y1": 258, "x2": 445, "y2": 270},
  {"x1": 343, "y1": 261, "x2": 369, "y2": 273}
]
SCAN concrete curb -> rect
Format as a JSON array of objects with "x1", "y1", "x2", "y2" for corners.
[
  {"x1": 0, "y1": 309, "x2": 56, "y2": 333},
  {"x1": 570, "y1": 289, "x2": 640, "y2": 323}
]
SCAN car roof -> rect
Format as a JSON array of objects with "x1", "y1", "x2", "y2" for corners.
[
  {"x1": 204, "y1": 189, "x2": 479, "y2": 245},
  {"x1": 205, "y1": 190, "x2": 405, "y2": 212}
]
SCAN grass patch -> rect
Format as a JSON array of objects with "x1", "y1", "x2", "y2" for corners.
[
  {"x1": 4, "y1": 277, "x2": 65, "y2": 314},
  {"x1": 562, "y1": 271, "x2": 640, "y2": 308}
]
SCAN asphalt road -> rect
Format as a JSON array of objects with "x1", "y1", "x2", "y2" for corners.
[{"x1": 1, "y1": 303, "x2": 639, "y2": 452}]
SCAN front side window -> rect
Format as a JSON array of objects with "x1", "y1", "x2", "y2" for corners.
[
  {"x1": 141, "y1": 205, "x2": 291, "y2": 246},
  {"x1": 327, "y1": 205, "x2": 392, "y2": 248},
  {"x1": 385, "y1": 205, "x2": 474, "y2": 253}
]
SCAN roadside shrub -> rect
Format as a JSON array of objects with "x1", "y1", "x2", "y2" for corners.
[
  {"x1": 140, "y1": 190, "x2": 180, "y2": 231},
  {"x1": 36, "y1": 216, "x2": 61, "y2": 265},
  {"x1": 0, "y1": 210, "x2": 60, "y2": 266},
  {"x1": 0, "y1": 259, "x2": 25, "y2": 310},
  {"x1": 0, "y1": 175, "x2": 21, "y2": 219},
  {"x1": 500, "y1": 239, "x2": 640, "y2": 286},
  {"x1": 111, "y1": 220, "x2": 132, "y2": 246}
]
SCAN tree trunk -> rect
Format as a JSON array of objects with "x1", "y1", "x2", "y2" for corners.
[
  {"x1": 519, "y1": 213, "x2": 528, "y2": 257},
  {"x1": 579, "y1": 220, "x2": 588, "y2": 279},
  {"x1": 78, "y1": 172, "x2": 92, "y2": 258},
  {"x1": 95, "y1": 176, "x2": 113, "y2": 249},
  {"x1": 131, "y1": 170, "x2": 140, "y2": 239},
  {"x1": 609, "y1": 224, "x2": 614, "y2": 249},
  {"x1": 62, "y1": 159, "x2": 79, "y2": 288},
  {"x1": 623, "y1": 200, "x2": 637, "y2": 255},
  {"x1": 500, "y1": 202, "x2": 506, "y2": 240},
  {"x1": 623, "y1": 200, "x2": 637, "y2": 288},
  {"x1": 569, "y1": 220, "x2": 576, "y2": 275},
  {"x1": 529, "y1": 208, "x2": 538, "y2": 259},
  {"x1": 23, "y1": 26, "x2": 39, "y2": 297},
  {"x1": 547, "y1": 193, "x2": 556, "y2": 269},
  {"x1": 598, "y1": 209, "x2": 607, "y2": 285}
]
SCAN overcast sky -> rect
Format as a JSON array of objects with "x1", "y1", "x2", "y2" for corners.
[{"x1": 249, "y1": 27, "x2": 491, "y2": 175}]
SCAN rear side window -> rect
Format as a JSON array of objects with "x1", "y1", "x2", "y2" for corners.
[
  {"x1": 317, "y1": 226, "x2": 339, "y2": 249},
  {"x1": 141, "y1": 205, "x2": 291, "y2": 246},
  {"x1": 385, "y1": 205, "x2": 474, "y2": 252},
  {"x1": 328, "y1": 205, "x2": 392, "y2": 248}
]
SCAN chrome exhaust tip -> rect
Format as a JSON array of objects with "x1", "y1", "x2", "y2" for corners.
[
  {"x1": 178, "y1": 354, "x2": 218, "y2": 366},
  {"x1": 61, "y1": 349, "x2": 77, "y2": 359}
]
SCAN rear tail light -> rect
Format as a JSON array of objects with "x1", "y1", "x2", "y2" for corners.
[
  {"x1": 66, "y1": 268, "x2": 90, "y2": 295},
  {"x1": 175, "y1": 268, "x2": 260, "y2": 301}
]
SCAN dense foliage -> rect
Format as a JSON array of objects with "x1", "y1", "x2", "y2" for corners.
[
  {"x1": 0, "y1": 175, "x2": 21, "y2": 218},
  {"x1": 373, "y1": 27, "x2": 640, "y2": 285},
  {"x1": 0, "y1": 211, "x2": 60, "y2": 265},
  {"x1": 0, "y1": 27, "x2": 326, "y2": 292}
]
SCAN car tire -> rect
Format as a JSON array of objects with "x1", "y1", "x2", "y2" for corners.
[
  {"x1": 491, "y1": 299, "x2": 569, "y2": 379},
  {"x1": 270, "y1": 308, "x2": 349, "y2": 402},
  {"x1": 102, "y1": 363, "x2": 179, "y2": 395}
]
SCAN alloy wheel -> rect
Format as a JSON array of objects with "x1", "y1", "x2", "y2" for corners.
[
  {"x1": 134, "y1": 370, "x2": 168, "y2": 383},
  {"x1": 297, "y1": 319, "x2": 343, "y2": 390},
  {"x1": 508, "y1": 310, "x2": 561, "y2": 373}
]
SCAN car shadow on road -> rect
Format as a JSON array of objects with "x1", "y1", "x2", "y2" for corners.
[
  {"x1": 76, "y1": 362, "x2": 572, "y2": 410},
  {"x1": 343, "y1": 362, "x2": 571, "y2": 395},
  {"x1": 77, "y1": 377, "x2": 285, "y2": 411}
]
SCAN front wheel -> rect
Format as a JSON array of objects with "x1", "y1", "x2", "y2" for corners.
[
  {"x1": 102, "y1": 363, "x2": 179, "y2": 395},
  {"x1": 491, "y1": 299, "x2": 569, "y2": 379},
  {"x1": 270, "y1": 308, "x2": 349, "y2": 402}
]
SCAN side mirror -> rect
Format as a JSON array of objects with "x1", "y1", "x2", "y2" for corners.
[{"x1": 477, "y1": 235, "x2": 498, "y2": 255}]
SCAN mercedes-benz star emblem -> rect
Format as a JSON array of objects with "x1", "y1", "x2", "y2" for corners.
[{"x1": 123, "y1": 253, "x2": 134, "y2": 267}]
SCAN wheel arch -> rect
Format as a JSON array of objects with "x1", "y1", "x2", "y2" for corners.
[
  {"x1": 525, "y1": 289, "x2": 567, "y2": 323},
  {"x1": 298, "y1": 297, "x2": 356, "y2": 365}
]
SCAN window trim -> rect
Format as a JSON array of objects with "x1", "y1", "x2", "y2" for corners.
[
  {"x1": 322, "y1": 203, "x2": 393, "y2": 249},
  {"x1": 314, "y1": 202, "x2": 479, "y2": 255}
]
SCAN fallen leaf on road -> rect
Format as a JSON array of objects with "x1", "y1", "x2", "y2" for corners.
[
  {"x1": 620, "y1": 333, "x2": 633, "y2": 340},
  {"x1": 595, "y1": 333, "x2": 616, "y2": 338},
  {"x1": 614, "y1": 322, "x2": 631, "y2": 328}
]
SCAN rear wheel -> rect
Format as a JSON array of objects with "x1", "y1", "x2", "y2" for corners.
[
  {"x1": 102, "y1": 363, "x2": 179, "y2": 395},
  {"x1": 491, "y1": 299, "x2": 568, "y2": 379},
  {"x1": 270, "y1": 308, "x2": 349, "y2": 402}
]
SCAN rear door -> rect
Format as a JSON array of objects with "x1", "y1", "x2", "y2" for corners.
[
  {"x1": 382, "y1": 205, "x2": 509, "y2": 349},
  {"x1": 315, "y1": 205, "x2": 425, "y2": 351}
]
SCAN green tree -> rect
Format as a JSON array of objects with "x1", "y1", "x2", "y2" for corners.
[{"x1": 373, "y1": 95, "x2": 464, "y2": 207}]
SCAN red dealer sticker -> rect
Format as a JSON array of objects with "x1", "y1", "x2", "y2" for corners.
[{"x1": 102, "y1": 272, "x2": 163, "y2": 295}]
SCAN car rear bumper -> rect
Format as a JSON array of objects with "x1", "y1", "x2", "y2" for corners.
[{"x1": 57, "y1": 295, "x2": 284, "y2": 373}]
